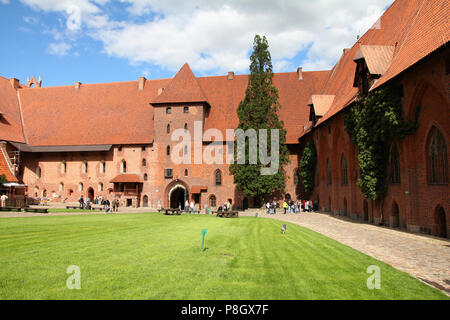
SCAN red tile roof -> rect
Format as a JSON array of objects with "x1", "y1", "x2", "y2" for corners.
[
  {"x1": 0, "y1": 76, "x2": 26, "y2": 144},
  {"x1": 110, "y1": 174, "x2": 142, "y2": 183},
  {"x1": 199, "y1": 71, "x2": 329, "y2": 143},
  {"x1": 312, "y1": 0, "x2": 449, "y2": 130},
  {"x1": 151, "y1": 63, "x2": 209, "y2": 105},
  {"x1": 18, "y1": 79, "x2": 170, "y2": 146},
  {"x1": 191, "y1": 186, "x2": 207, "y2": 193}
]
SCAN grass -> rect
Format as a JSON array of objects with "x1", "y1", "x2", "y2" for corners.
[{"x1": 0, "y1": 213, "x2": 447, "y2": 300}]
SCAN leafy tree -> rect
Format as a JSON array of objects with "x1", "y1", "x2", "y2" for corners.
[
  {"x1": 344, "y1": 86, "x2": 419, "y2": 221},
  {"x1": 0, "y1": 174, "x2": 6, "y2": 186},
  {"x1": 229, "y1": 35, "x2": 289, "y2": 203},
  {"x1": 299, "y1": 140, "x2": 317, "y2": 196}
]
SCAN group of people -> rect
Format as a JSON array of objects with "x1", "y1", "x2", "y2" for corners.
[
  {"x1": 78, "y1": 196, "x2": 120, "y2": 213},
  {"x1": 266, "y1": 199, "x2": 316, "y2": 215}
]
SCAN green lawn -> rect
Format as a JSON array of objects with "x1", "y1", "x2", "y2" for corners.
[{"x1": 0, "y1": 213, "x2": 447, "y2": 300}]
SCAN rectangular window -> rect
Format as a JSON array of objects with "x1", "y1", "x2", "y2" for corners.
[
  {"x1": 166, "y1": 107, "x2": 171, "y2": 114},
  {"x1": 184, "y1": 106, "x2": 189, "y2": 113},
  {"x1": 164, "y1": 168, "x2": 173, "y2": 178}
]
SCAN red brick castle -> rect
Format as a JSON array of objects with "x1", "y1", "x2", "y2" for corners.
[{"x1": 0, "y1": 0, "x2": 448, "y2": 237}]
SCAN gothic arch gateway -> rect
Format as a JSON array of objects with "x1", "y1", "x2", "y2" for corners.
[{"x1": 165, "y1": 180, "x2": 189, "y2": 209}]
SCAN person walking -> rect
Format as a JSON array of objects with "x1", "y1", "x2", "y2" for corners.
[
  {"x1": 190, "y1": 201, "x2": 194, "y2": 213},
  {"x1": 105, "y1": 199, "x2": 110, "y2": 213},
  {"x1": 185, "y1": 200, "x2": 189, "y2": 213},
  {"x1": 266, "y1": 202, "x2": 270, "y2": 214},
  {"x1": 283, "y1": 201, "x2": 287, "y2": 214}
]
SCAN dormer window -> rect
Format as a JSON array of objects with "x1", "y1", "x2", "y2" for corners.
[{"x1": 352, "y1": 45, "x2": 395, "y2": 96}]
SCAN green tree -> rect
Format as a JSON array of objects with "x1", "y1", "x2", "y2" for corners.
[
  {"x1": 0, "y1": 174, "x2": 6, "y2": 186},
  {"x1": 344, "y1": 86, "x2": 419, "y2": 221},
  {"x1": 229, "y1": 35, "x2": 289, "y2": 203},
  {"x1": 299, "y1": 140, "x2": 317, "y2": 196}
]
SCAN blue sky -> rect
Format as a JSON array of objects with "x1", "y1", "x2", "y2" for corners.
[{"x1": 0, "y1": 0, "x2": 393, "y2": 87}]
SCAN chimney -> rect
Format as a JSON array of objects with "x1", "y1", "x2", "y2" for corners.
[
  {"x1": 75, "y1": 82, "x2": 82, "y2": 90},
  {"x1": 158, "y1": 87, "x2": 164, "y2": 95},
  {"x1": 227, "y1": 72, "x2": 234, "y2": 80},
  {"x1": 138, "y1": 76, "x2": 146, "y2": 91},
  {"x1": 9, "y1": 78, "x2": 19, "y2": 89},
  {"x1": 297, "y1": 67, "x2": 303, "y2": 81}
]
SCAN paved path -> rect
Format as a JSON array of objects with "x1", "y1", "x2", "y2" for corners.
[{"x1": 241, "y1": 211, "x2": 450, "y2": 295}]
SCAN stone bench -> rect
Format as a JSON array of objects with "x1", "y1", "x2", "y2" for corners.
[{"x1": 24, "y1": 207, "x2": 49, "y2": 214}]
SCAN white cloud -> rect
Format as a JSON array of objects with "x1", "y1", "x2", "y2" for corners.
[
  {"x1": 0, "y1": 0, "x2": 10, "y2": 4},
  {"x1": 19, "y1": 0, "x2": 394, "y2": 73},
  {"x1": 47, "y1": 42, "x2": 71, "y2": 56}
]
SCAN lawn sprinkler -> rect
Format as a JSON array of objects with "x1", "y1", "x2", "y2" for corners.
[{"x1": 201, "y1": 228, "x2": 207, "y2": 253}]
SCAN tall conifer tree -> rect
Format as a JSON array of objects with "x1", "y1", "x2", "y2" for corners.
[{"x1": 229, "y1": 35, "x2": 289, "y2": 203}]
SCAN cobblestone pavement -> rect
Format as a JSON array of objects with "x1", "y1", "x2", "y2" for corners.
[{"x1": 241, "y1": 210, "x2": 450, "y2": 295}]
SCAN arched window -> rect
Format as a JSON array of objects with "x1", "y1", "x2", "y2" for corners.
[
  {"x1": 82, "y1": 160, "x2": 87, "y2": 174},
  {"x1": 427, "y1": 127, "x2": 448, "y2": 184},
  {"x1": 120, "y1": 160, "x2": 127, "y2": 173},
  {"x1": 78, "y1": 183, "x2": 83, "y2": 192},
  {"x1": 142, "y1": 158, "x2": 146, "y2": 167},
  {"x1": 61, "y1": 161, "x2": 66, "y2": 174},
  {"x1": 184, "y1": 145, "x2": 188, "y2": 155},
  {"x1": 341, "y1": 154, "x2": 348, "y2": 185},
  {"x1": 215, "y1": 169, "x2": 222, "y2": 185},
  {"x1": 209, "y1": 195, "x2": 216, "y2": 207},
  {"x1": 184, "y1": 169, "x2": 188, "y2": 177},
  {"x1": 36, "y1": 166, "x2": 41, "y2": 179},
  {"x1": 327, "y1": 159, "x2": 332, "y2": 185},
  {"x1": 166, "y1": 146, "x2": 170, "y2": 156},
  {"x1": 389, "y1": 144, "x2": 401, "y2": 184},
  {"x1": 59, "y1": 182, "x2": 64, "y2": 192},
  {"x1": 100, "y1": 160, "x2": 105, "y2": 174},
  {"x1": 98, "y1": 183, "x2": 103, "y2": 192},
  {"x1": 184, "y1": 123, "x2": 188, "y2": 131},
  {"x1": 144, "y1": 173, "x2": 148, "y2": 181},
  {"x1": 167, "y1": 124, "x2": 170, "y2": 133}
]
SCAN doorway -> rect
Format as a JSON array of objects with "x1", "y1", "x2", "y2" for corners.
[
  {"x1": 170, "y1": 187, "x2": 186, "y2": 209},
  {"x1": 435, "y1": 206, "x2": 447, "y2": 238},
  {"x1": 87, "y1": 187, "x2": 94, "y2": 202}
]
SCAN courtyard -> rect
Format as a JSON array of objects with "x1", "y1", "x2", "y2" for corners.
[{"x1": 0, "y1": 211, "x2": 448, "y2": 300}]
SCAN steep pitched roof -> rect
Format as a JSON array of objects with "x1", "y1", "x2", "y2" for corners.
[
  {"x1": 151, "y1": 63, "x2": 209, "y2": 105},
  {"x1": 199, "y1": 71, "x2": 329, "y2": 144},
  {"x1": 0, "y1": 76, "x2": 26, "y2": 144},
  {"x1": 18, "y1": 78, "x2": 170, "y2": 146},
  {"x1": 310, "y1": 0, "x2": 449, "y2": 130}
]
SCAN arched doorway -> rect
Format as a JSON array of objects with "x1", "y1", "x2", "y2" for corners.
[
  {"x1": 170, "y1": 187, "x2": 186, "y2": 209},
  {"x1": 285, "y1": 194, "x2": 291, "y2": 201},
  {"x1": 87, "y1": 187, "x2": 94, "y2": 202},
  {"x1": 243, "y1": 197, "x2": 249, "y2": 210},
  {"x1": 434, "y1": 206, "x2": 447, "y2": 238},
  {"x1": 142, "y1": 195, "x2": 149, "y2": 207},
  {"x1": 392, "y1": 201, "x2": 400, "y2": 228},
  {"x1": 343, "y1": 197, "x2": 348, "y2": 216},
  {"x1": 363, "y1": 200, "x2": 369, "y2": 221}
]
